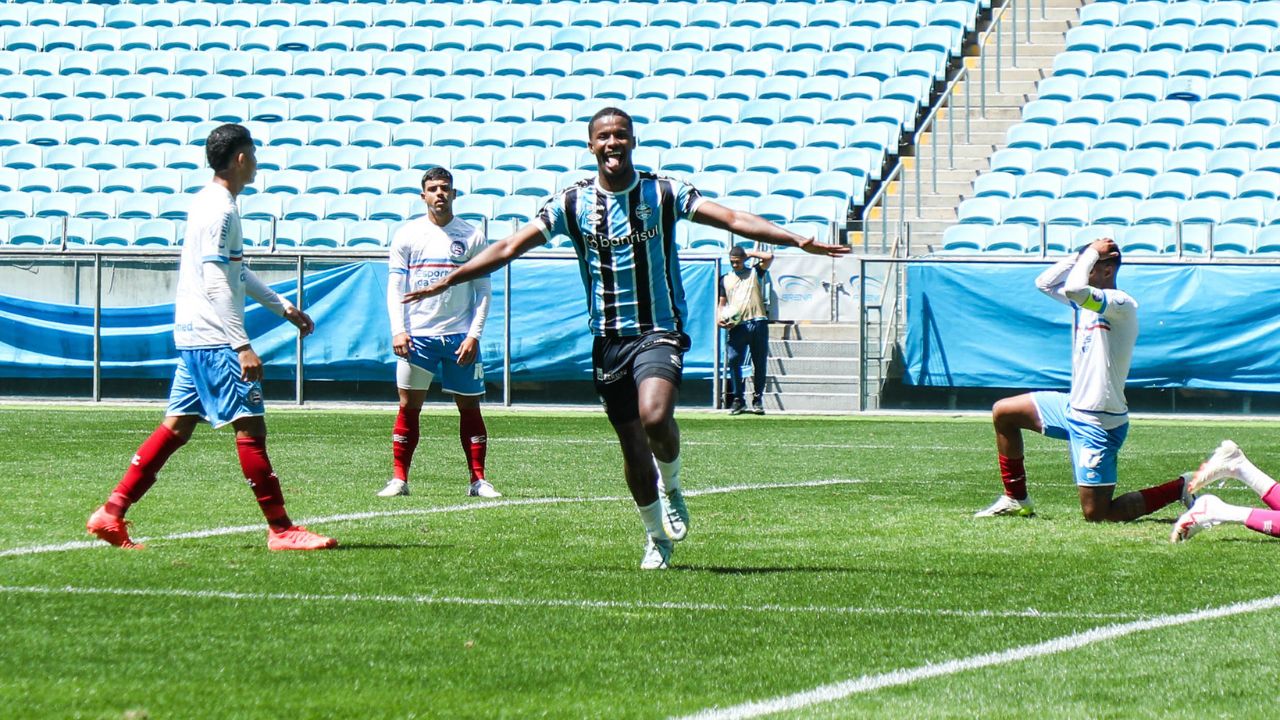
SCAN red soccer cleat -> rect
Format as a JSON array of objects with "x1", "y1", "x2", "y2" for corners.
[
  {"x1": 86, "y1": 506, "x2": 144, "y2": 549},
  {"x1": 267, "y1": 526, "x2": 338, "y2": 551}
]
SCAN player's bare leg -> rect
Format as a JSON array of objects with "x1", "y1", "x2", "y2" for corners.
[
  {"x1": 638, "y1": 376, "x2": 688, "y2": 540},
  {"x1": 381, "y1": 388, "x2": 426, "y2": 497},
  {"x1": 1080, "y1": 475, "x2": 1191, "y2": 523},
  {"x1": 611, "y1": 415, "x2": 674, "y2": 569},
  {"x1": 975, "y1": 394, "x2": 1040, "y2": 517}
]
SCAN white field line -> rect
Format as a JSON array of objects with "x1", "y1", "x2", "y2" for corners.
[
  {"x1": 0, "y1": 478, "x2": 863, "y2": 558},
  {"x1": 675, "y1": 593, "x2": 1280, "y2": 720},
  {"x1": 0, "y1": 584, "x2": 1143, "y2": 622}
]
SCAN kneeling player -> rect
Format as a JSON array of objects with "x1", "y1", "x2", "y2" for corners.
[
  {"x1": 380, "y1": 167, "x2": 497, "y2": 499},
  {"x1": 975, "y1": 239, "x2": 1193, "y2": 522}
]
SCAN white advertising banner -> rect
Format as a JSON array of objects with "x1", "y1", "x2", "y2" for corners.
[{"x1": 750, "y1": 254, "x2": 884, "y2": 323}]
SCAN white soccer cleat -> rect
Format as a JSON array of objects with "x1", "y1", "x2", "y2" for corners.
[
  {"x1": 1187, "y1": 440, "x2": 1245, "y2": 495},
  {"x1": 974, "y1": 494, "x2": 1035, "y2": 518},
  {"x1": 658, "y1": 486, "x2": 688, "y2": 542},
  {"x1": 1171, "y1": 494, "x2": 1227, "y2": 543},
  {"x1": 377, "y1": 479, "x2": 409, "y2": 497},
  {"x1": 640, "y1": 535, "x2": 673, "y2": 570},
  {"x1": 468, "y1": 479, "x2": 501, "y2": 498}
]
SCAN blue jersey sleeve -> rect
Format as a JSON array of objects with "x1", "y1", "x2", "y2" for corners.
[
  {"x1": 535, "y1": 193, "x2": 570, "y2": 242},
  {"x1": 673, "y1": 179, "x2": 705, "y2": 220}
]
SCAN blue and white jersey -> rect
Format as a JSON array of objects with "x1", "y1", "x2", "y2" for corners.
[
  {"x1": 173, "y1": 183, "x2": 245, "y2": 349},
  {"x1": 534, "y1": 171, "x2": 706, "y2": 337},
  {"x1": 388, "y1": 215, "x2": 489, "y2": 338}
]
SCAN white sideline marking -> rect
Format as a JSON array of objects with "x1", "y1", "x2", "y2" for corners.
[
  {"x1": 675, "y1": 593, "x2": 1280, "y2": 720},
  {"x1": 0, "y1": 584, "x2": 1142, "y2": 622},
  {"x1": 0, "y1": 479, "x2": 863, "y2": 558}
]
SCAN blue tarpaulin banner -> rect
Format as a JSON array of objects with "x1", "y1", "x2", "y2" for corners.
[
  {"x1": 903, "y1": 263, "x2": 1280, "y2": 391},
  {"x1": 0, "y1": 259, "x2": 718, "y2": 382}
]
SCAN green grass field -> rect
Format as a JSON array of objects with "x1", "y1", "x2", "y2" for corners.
[{"x1": 3, "y1": 405, "x2": 1279, "y2": 719}]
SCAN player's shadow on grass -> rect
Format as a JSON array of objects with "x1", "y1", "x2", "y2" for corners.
[{"x1": 678, "y1": 564, "x2": 859, "y2": 575}]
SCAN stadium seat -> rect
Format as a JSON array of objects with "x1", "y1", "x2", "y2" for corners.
[{"x1": 345, "y1": 220, "x2": 389, "y2": 248}]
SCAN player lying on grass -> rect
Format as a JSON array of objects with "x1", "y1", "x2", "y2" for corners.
[
  {"x1": 404, "y1": 106, "x2": 849, "y2": 569},
  {"x1": 379, "y1": 167, "x2": 499, "y2": 500},
  {"x1": 85, "y1": 124, "x2": 336, "y2": 552},
  {"x1": 1173, "y1": 440, "x2": 1280, "y2": 542},
  {"x1": 975, "y1": 238, "x2": 1194, "y2": 522}
]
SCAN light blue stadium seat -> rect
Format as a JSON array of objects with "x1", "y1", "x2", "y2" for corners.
[
  {"x1": 974, "y1": 171, "x2": 1017, "y2": 199},
  {"x1": 92, "y1": 219, "x2": 135, "y2": 247},
  {"x1": 7, "y1": 217, "x2": 52, "y2": 245},
  {"x1": 1258, "y1": 225, "x2": 1280, "y2": 254},
  {"x1": 988, "y1": 148, "x2": 1033, "y2": 176},
  {"x1": 1146, "y1": 173, "x2": 1191, "y2": 201},
  {"x1": 368, "y1": 194, "x2": 412, "y2": 221},
  {"x1": 1211, "y1": 223, "x2": 1256, "y2": 255},
  {"x1": 957, "y1": 197, "x2": 1000, "y2": 225},
  {"x1": 490, "y1": 194, "x2": 536, "y2": 223},
  {"x1": 793, "y1": 196, "x2": 845, "y2": 224},
  {"x1": 1104, "y1": 172, "x2": 1149, "y2": 200},
  {"x1": 938, "y1": 224, "x2": 985, "y2": 253},
  {"x1": 345, "y1": 220, "x2": 389, "y2": 248},
  {"x1": 1222, "y1": 198, "x2": 1266, "y2": 226},
  {"x1": 1238, "y1": 170, "x2": 1279, "y2": 199},
  {"x1": 118, "y1": 194, "x2": 159, "y2": 220},
  {"x1": 1043, "y1": 197, "x2": 1087, "y2": 227}
]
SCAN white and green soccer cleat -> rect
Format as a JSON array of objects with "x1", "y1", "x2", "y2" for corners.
[
  {"x1": 640, "y1": 536, "x2": 673, "y2": 570},
  {"x1": 376, "y1": 479, "x2": 409, "y2": 497},
  {"x1": 974, "y1": 494, "x2": 1035, "y2": 518},
  {"x1": 1187, "y1": 440, "x2": 1245, "y2": 495},
  {"x1": 659, "y1": 484, "x2": 689, "y2": 542},
  {"x1": 1171, "y1": 494, "x2": 1227, "y2": 543}
]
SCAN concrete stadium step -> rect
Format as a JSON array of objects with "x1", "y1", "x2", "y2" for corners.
[{"x1": 759, "y1": 391, "x2": 861, "y2": 413}]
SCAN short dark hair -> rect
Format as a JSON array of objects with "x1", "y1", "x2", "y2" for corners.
[
  {"x1": 587, "y1": 106, "x2": 634, "y2": 137},
  {"x1": 205, "y1": 123, "x2": 254, "y2": 172},
  {"x1": 420, "y1": 166, "x2": 453, "y2": 190},
  {"x1": 729, "y1": 246, "x2": 747, "y2": 259}
]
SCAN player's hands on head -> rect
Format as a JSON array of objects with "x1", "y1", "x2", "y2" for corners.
[
  {"x1": 284, "y1": 306, "x2": 314, "y2": 337},
  {"x1": 1090, "y1": 237, "x2": 1120, "y2": 260},
  {"x1": 238, "y1": 346, "x2": 264, "y2": 383}
]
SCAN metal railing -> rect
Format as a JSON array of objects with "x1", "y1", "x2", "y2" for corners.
[
  {"x1": 0, "y1": 248, "x2": 726, "y2": 408},
  {"x1": 863, "y1": 0, "x2": 1043, "y2": 252}
]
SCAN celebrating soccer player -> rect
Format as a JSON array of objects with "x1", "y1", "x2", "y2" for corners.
[
  {"x1": 1172, "y1": 440, "x2": 1280, "y2": 542},
  {"x1": 85, "y1": 124, "x2": 337, "y2": 551},
  {"x1": 404, "y1": 107, "x2": 849, "y2": 569},
  {"x1": 975, "y1": 238, "x2": 1194, "y2": 522},
  {"x1": 379, "y1": 167, "x2": 498, "y2": 500}
]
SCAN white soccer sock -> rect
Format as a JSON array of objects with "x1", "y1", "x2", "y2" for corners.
[
  {"x1": 1212, "y1": 500, "x2": 1252, "y2": 525},
  {"x1": 654, "y1": 455, "x2": 681, "y2": 493},
  {"x1": 637, "y1": 500, "x2": 665, "y2": 538},
  {"x1": 1237, "y1": 456, "x2": 1277, "y2": 498}
]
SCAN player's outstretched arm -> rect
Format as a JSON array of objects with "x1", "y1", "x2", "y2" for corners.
[
  {"x1": 403, "y1": 223, "x2": 547, "y2": 303},
  {"x1": 691, "y1": 201, "x2": 850, "y2": 257}
]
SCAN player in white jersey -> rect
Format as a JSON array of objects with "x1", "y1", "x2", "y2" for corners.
[
  {"x1": 975, "y1": 238, "x2": 1194, "y2": 522},
  {"x1": 378, "y1": 167, "x2": 498, "y2": 499},
  {"x1": 85, "y1": 123, "x2": 336, "y2": 552}
]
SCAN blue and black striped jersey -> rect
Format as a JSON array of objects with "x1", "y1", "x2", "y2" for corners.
[{"x1": 534, "y1": 171, "x2": 706, "y2": 337}]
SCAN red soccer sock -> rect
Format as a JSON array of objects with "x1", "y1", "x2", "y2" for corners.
[
  {"x1": 392, "y1": 407, "x2": 421, "y2": 482},
  {"x1": 236, "y1": 436, "x2": 291, "y2": 531},
  {"x1": 999, "y1": 455, "x2": 1028, "y2": 500},
  {"x1": 105, "y1": 424, "x2": 187, "y2": 518},
  {"x1": 1245, "y1": 509, "x2": 1280, "y2": 537},
  {"x1": 458, "y1": 406, "x2": 487, "y2": 482},
  {"x1": 1140, "y1": 476, "x2": 1186, "y2": 514},
  {"x1": 1262, "y1": 484, "x2": 1280, "y2": 511}
]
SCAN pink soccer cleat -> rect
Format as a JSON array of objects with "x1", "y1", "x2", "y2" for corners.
[
  {"x1": 267, "y1": 526, "x2": 338, "y2": 551},
  {"x1": 86, "y1": 506, "x2": 144, "y2": 549}
]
